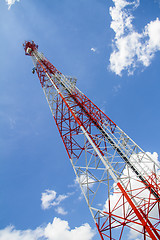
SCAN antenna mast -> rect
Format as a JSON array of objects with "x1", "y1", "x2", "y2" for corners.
[{"x1": 24, "y1": 41, "x2": 160, "y2": 240}]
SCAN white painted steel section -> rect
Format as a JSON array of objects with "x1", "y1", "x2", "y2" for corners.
[
  {"x1": 70, "y1": 157, "x2": 98, "y2": 225},
  {"x1": 79, "y1": 126, "x2": 118, "y2": 183}
]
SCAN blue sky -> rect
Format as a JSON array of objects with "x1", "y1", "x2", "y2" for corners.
[{"x1": 0, "y1": 0, "x2": 160, "y2": 239}]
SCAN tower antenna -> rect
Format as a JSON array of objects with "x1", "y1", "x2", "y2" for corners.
[{"x1": 23, "y1": 41, "x2": 160, "y2": 239}]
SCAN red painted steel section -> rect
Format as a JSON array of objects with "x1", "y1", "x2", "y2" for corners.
[
  {"x1": 96, "y1": 223, "x2": 105, "y2": 240},
  {"x1": 71, "y1": 89, "x2": 116, "y2": 134},
  {"x1": 117, "y1": 182, "x2": 157, "y2": 240},
  {"x1": 42, "y1": 58, "x2": 62, "y2": 76},
  {"x1": 82, "y1": 92, "x2": 116, "y2": 132}
]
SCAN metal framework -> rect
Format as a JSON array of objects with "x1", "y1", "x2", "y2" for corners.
[{"x1": 23, "y1": 41, "x2": 160, "y2": 240}]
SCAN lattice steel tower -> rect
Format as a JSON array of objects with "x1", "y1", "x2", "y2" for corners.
[{"x1": 23, "y1": 41, "x2": 160, "y2": 240}]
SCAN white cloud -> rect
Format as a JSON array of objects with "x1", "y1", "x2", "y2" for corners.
[
  {"x1": 41, "y1": 189, "x2": 57, "y2": 210},
  {"x1": 109, "y1": 0, "x2": 160, "y2": 76},
  {"x1": 0, "y1": 225, "x2": 44, "y2": 240},
  {"x1": 52, "y1": 194, "x2": 68, "y2": 206},
  {"x1": 55, "y1": 207, "x2": 68, "y2": 215},
  {"x1": 91, "y1": 47, "x2": 97, "y2": 52},
  {"x1": 44, "y1": 217, "x2": 95, "y2": 240},
  {"x1": 41, "y1": 189, "x2": 69, "y2": 215},
  {"x1": 0, "y1": 218, "x2": 95, "y2": 240},
  {"x1": 5, "y1": 0, "x2": 20, "y2": 9},
  {"x1": 109, "y1": 0, "x2": 136, "y2": 39}
]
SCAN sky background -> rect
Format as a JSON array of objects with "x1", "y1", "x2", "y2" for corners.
[{"x1": 0, "y1": 0, "x2": 160, "y2": 239}]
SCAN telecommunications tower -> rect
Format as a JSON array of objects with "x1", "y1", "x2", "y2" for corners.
[{"x1": 23, "y1": 41, "x2": 160, "y2": 240}]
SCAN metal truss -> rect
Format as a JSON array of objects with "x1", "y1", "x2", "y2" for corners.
[{"x1": 23, "y1": 41, "x2": 160, "y2": 240}]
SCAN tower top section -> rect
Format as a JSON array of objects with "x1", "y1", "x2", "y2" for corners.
[{"x1": 23, "y1": 41, "x2": 38, "y2": 56}]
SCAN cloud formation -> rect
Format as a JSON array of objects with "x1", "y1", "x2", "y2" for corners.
[
  {"x1": 0, "y1": 225, "x2": 43, "y2": 240},
  {"x1": 91, "y1": 47, "x2": 97, "y2": 52},
  {"x1": 41, "y1": 189, "x2": 57, "y2": 210},
  {"x1": 0, "y1": 218, "x2": 95, "y2": 240},
  {"x1": 55, "y1": 206, "x2": 68, "y2": 215},
  {"x1": 109, "y1": 0, "x2": 160, "y2": 76},
  {"x1": 44, "y1": 217, "x2": 95, "y2": 240},
  {"x1": 41, "y1": 189, "x2": 68, "y2": 215},
  {"x1": 5, "y1": 0, "x2": 20, "y2": 9}
]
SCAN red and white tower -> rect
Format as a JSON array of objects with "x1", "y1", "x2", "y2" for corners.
[{"x1": 23, "y1": 41, "x2": 160, "y2": 240}]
